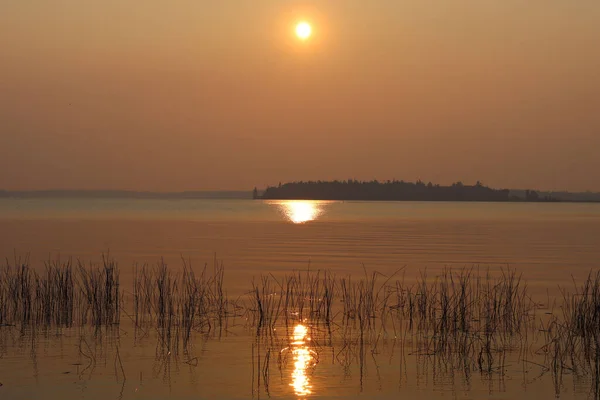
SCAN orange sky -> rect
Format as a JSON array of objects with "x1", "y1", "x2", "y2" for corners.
[{"x1": 1, "y1": 1, "x2": 599, "y2": 191}]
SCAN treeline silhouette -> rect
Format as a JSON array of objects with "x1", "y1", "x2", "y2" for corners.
[{"x1": 256, "y1": 180, "x2": 558, "y2": 202}]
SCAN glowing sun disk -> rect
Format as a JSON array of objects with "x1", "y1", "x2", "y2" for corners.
[{"x1": 296, "y1": 22, "x2": 312, "y2": 40}]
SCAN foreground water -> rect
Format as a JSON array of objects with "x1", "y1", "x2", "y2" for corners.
[{"x1": 1, "y1": 199, "x2": 599, "y2": 399}]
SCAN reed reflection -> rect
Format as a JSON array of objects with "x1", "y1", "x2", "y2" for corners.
[
  {"x1": 270, "y1": 200, "x2": 328, "y2": 224},
  {"x1": 289, "y1": 324, "x2": 317, "y2": 397}
]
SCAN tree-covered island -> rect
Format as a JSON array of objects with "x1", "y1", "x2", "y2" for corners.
[{"x1": 254, "y1": 180, "x2": 558, "y2": 202}]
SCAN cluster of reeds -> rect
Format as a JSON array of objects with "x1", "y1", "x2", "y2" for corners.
[
  {"x1": 248, "y1": 268, "x2": 337, "y2": 331},
  {"x1": 6, "y1": 254, "x2": 600, "y2": 397},
  {"x1": 247, "y1": 267, "x2": 535, "y2": 376},
  {"x1": 386, "y1": 268, "x2": 534, "y2": 371},
  {"x1": 131, "y1": 257, "x2": 233, "y2": 354},
  {"x1": 77, "y1": 256, "x2": 120, "y2": 327},
  {"x1": 538, "y1": 271, "x2": 600, "y2": 397},
  {"x1": 0, "y1": 256, "x2": 119, "y2": 329}
]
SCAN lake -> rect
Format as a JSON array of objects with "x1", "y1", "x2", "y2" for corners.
[{"x1": 1, "y1": 199, "x2": 599, "y2": 399}]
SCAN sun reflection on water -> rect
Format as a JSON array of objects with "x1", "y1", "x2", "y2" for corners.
[
  {"x1": 270, "y1": 200, "x2": 329, "y2": 224},
  {"x1": 289, "y1": 324, "x2": 316, "y2": 396}
]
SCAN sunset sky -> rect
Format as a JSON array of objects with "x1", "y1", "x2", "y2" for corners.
[{"x1": 1, "y1": 1, "x2": 599, "y2": 192}]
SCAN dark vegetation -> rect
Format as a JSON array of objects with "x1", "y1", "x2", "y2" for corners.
[
  {"x1": 0, "y1": 256, "x2": 120, "y2": 328},
  {"x1": 2, "y1": 256, "x2": 600, "y2": 397},
  {"x1": 510, "y1": 189, "x2": 600, "y2": 202},
  {"x1": 256, "y1": 180, "x2": 560, "y2": 202}
]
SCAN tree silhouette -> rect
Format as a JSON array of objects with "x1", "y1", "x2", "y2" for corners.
[{"x1": 258, "y1": 180, "x2": 516, "y2": 202}]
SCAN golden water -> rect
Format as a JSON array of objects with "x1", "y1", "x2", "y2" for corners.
[{"x1": 1, "y1": 199, "x2": 599, "y2": 398}]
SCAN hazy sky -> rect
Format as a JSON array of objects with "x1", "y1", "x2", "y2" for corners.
[{"x1": 1, "y1": 1, "x2": 599, "y2": 191}]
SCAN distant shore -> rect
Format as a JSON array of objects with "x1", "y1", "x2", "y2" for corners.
[
  {"x1": 255, "y1": 180, "x2": 600, "y2": 203},
  {"x1": 1, "y1": 186, "x2": 598, "y2": 202},
  {"x1": 0, "y1": 190, "x2": 253, "y2": 200}
]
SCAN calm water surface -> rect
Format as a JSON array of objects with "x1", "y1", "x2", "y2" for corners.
[
  {"x1": 1, "y1": 199, "x2": 599, "y2": 295},
  {"x1": 0, "y1": 199, "x2": 599, "y2": 399}
]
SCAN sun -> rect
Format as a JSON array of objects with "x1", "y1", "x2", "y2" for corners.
[{"x1": 295, "y1": 22, "x2": 312, "y2": 40}]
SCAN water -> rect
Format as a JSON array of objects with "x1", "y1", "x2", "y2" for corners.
[
  {"x1": 1, "y1": 199, "x2": 599, "y2": 296},
  {"x1": 1, "y1": 199, "x2": 599, "y2": 399}
]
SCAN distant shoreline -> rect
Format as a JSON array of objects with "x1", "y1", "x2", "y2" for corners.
[
  {"x1": 263, "y1": 197, "x2": 600, "y2": 203},
  {"x1": 255, "y1": 180, "x2": 600, "y2": 203},
  {"x1": 1, "y1": 188, "x2": 599, "y2": 203},
  {"x1": 0, "y1": 190, "x2": 253, "y2": 200}
]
